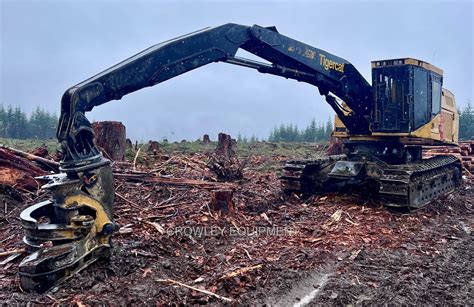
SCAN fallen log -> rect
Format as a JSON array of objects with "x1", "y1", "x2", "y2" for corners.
[
  {"x1": 0, "y1": 144, "x2": 59, "y2": 170},
  {"x1": 0, "y1": 147, "x2": 47, "y2": 190},
  {"x1": 0, "y1": 248, "x2": 26, "y2": 258},
  {"x1": 113, "y1": 173, "x2": 236, "y2": 190}
]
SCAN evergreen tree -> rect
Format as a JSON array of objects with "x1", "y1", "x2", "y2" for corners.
[
  {"x1": 0, "y1": 105, "x2": 6, "y2": 138},
  {"x1": 237, "y1": 133, "x2": 243, "y2": 143},
  {"x1": 316, "y1": 122, "x2": 324, "y2": 140},
  {"x1": 268, "y1": 117, "x2": 334, "y2": 142},
  {"x1": 306, "y1": 118, "x2": 317, "y2": 142},
  {"x1": 325, "y1": 116, "x2": 333, "y2": 139},
  {"x1": 459, "y1": 101, "x2": 474, "y2": 140},
  {"x1": 268, "y1": 129, "x2": 275, "y2": 142},
  {"x1": 0, "y1": 105, "x2": 58, "y2": 139},
  {"x1": 5, "y1": 105, "x2": 14, "y2": 138},
  {"x1": 12, "y1": 106, "x2": 28, "y2": 139}
]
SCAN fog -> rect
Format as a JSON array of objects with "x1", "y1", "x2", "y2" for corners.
[{"x1": 1, "y1": 0, "x2": 472, "y2": 141}]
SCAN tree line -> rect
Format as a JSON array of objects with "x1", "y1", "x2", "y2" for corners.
[
  {"x1": 267, "y1": 102, "x2": 474, "y2": 143},
  {"x1": 268, "y1": 117, "x2": 333, "y2": 142},
  {"x1": 0, "y1": 105, "x2": 58, "y2": 139},
  {"x1": 0, "y1": 103, "x2": 472, "y2": 142},
  {"x1": 459, "y1": 102, "x2": 474, "y2": 140}
]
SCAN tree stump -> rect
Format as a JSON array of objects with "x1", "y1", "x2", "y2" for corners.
[
  {"x1": 147, "y1": 141, "x2": 160, "y2": 155},
  {"x1": 215, "y1": 133, "x2": 235, "y2": 158},
  {"x1": 92, "y1": 121, "x2": 126, "y2": 161},
  {"x1": 209, "y1": 189, "x2": 234, "y2": 214},
  {"x1": 207, "y1": 133, "x2": 244, "y2": 181},
  {"x1": 203, "y1": 134, "x2": 211, "y2": 144},
  {"x1": 126, "y1": 138, "x2": 133, "y2": 149}
]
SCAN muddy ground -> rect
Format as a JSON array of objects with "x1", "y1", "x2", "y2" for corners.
[{"x1": 0, "y1": 147, "x2": 473, "y2": 305}]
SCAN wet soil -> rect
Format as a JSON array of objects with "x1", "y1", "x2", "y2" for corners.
[{"x1": 0, "y1": 153, "x2": 472, "y2": 305}]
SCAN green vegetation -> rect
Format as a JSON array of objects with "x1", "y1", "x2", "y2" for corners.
[
  {"x1": 459, "y1": 102, "x2": 474, "y2": 140},
  {"x1": 0, "y1": 105, "x2": 58, "y2": 139},
  {"x1": 268, "y1": 117, "x2": 333, "y2": 142},
  {"x1": 157, "y1": 140, "x2": 326, "y2": 157},
  {"x1": 126, "y1": 140, "x2": 327, "y2": 164},
  {"x1": 0, "y1": 137, "x2": 59, "y2": 152}
]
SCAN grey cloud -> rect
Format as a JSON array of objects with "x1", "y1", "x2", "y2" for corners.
[{"x1": 1, "y1": 0, "x2": 472, "y2": 141}]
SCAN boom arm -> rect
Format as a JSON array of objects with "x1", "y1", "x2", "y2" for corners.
[{"x1": 58, "y1": 23, "x2": 372, "y2": 169}]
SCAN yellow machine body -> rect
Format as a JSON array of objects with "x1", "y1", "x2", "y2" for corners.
[{"x1": 334, "y1": 88, "x2": 458, "y2": 145}]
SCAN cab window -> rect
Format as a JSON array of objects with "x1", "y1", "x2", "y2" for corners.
[
  {"x1": 431, "y1": 75, "x2": 442, "y2": 116},
  {"x1": 413, "y1": 67, "x2": 429, "y2": 128}
]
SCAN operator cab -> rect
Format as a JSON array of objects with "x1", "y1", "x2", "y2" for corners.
[{"x1": 370, "y1": 58, "x2": 443, "y2": 133}]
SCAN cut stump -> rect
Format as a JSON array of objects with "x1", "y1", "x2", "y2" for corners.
[
  {"x1": 215, "y1": 133, "x2": 235, "y2": 158},
  {"x1": 210, "y1": 189, "x2": 234, "y2": 214},
  {"x1": 148, "y1": 141, "x2": 160, "y2": 155},
  {"x1": 92, "y1": 121, "x2": 126, "y2": 161},
  {"x1": 208, "y1": 133, "x2": 244, "y2": 181}
]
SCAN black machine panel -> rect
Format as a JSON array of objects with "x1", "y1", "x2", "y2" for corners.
[{"x1": 371, "y1": 61, "x2": 443, "y2": 133}]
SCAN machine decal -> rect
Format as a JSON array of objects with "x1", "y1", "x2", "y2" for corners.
[{"x1": 319, "y1": 53, "x2": 345, "y2": 73}]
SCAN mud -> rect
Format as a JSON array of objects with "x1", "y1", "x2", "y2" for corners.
[{"x1": 0, "y1": 150, "x2": 473, "y2": 305}]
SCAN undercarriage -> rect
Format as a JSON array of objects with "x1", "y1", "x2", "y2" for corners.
[{"x1": 281, "y1": 142, "x2": 462, "y2": 209}]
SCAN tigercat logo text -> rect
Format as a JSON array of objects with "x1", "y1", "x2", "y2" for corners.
[
  {"x1": 287, "y1": 46, "x2": 345, "y2": 73},
  {"x1": 319, "y1": 54, "x2": 345, "y2": 73}
]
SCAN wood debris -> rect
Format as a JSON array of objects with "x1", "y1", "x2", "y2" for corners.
[
  {"x1": 0, "y1": 147, "x2": 47, "y2": 190},
  {"x1": 156, "y1": 278, "x2": 233, "y2": 302},
  {"x1": 113, "y1": 172, "x2": 236, "y2": 190},
  {"x1": 0, "y1": 140, "x2": 472, "y2": 305},
  {"x1": 221, "y1": 264, "x2": 263, "y2": 279}
]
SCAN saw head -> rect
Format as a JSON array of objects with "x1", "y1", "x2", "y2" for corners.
[{"x1": 19, "y1": 161, "x2": 116, "y2": 293}]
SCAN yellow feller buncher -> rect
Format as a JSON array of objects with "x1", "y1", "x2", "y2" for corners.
[{"x1": 17, "y1": 24, "x2": 463, "y2": 292}]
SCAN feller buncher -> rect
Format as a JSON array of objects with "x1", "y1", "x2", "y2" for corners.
[{"x1": 18, "y1": 24, "x2": 462, "y2": 292}]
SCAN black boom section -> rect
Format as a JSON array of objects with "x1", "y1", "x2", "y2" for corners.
[
  {"x1": 57, "y1": 24, "x2": 250, "y2": 164},
  {"x1": 243, "y1": 26, "x2": 371, "y2": 111},
  {"x1": 240, "y1": 25, "x2": 372, "y2": 134},
  {"x1": 57, "y1": 23, "x2": 372, "y2": 167}
]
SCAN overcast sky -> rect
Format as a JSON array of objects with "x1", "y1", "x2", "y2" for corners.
[{"x1": 1, "y1": 0, "x2": 472, "y2": 141}]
